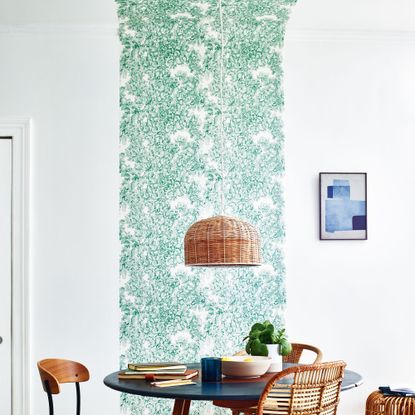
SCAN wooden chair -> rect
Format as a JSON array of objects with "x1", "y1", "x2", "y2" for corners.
[
  {"x1": 234, "y1": 343, "x2": 323, "y2": 364},
  {"x1": 37, "y1": 358, "x2": 90, "y2": 415}
]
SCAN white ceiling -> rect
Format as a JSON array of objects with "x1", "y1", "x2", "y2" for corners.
[
  {"x1": 0, "y1": 0, "x2": 117, "y2": 25},
  {"x1": 1, "y1": 0, "x2": 414, "y2": 32},
  {"x1": 288, "y1": 0, "x2": 415, "y2": 32}
]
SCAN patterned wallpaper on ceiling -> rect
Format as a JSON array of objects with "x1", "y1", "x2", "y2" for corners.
[{"x1": 117, "y1": 0, "x2": 296, "y2": 413}]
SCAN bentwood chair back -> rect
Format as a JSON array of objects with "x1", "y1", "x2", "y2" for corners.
[
  {"x1": 234, "y1": 343, "x2": 323, "y2": 364},
  {"x1": 238, "y1": 361, "x2": 346, "y2": 415},
  {"x1": 282, "y1": 342, "x2": 323, "y2": 364},
  {"x1": 37, "y1": 358, "x2": 90, "y2": 415}
]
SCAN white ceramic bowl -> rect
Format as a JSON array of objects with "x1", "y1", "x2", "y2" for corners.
[{"x1": 221, "y1": 356, "x2": 272, "y2": 378}]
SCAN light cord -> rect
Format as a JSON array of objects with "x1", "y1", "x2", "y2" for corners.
[{"x1": 218, "y1": 0, "x2": 226, "y2": 215}]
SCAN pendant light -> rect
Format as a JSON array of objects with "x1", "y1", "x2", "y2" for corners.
[{"x1": 184, "y1": 0, "x2": 261, "y2": 266}]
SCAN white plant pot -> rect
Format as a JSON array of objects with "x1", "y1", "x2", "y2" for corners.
[{"x1": 266, "y1": 344, "x2": 283, "y2": 373}]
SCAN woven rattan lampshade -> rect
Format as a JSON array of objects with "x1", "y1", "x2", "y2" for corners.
[
  {"x1": 184, "y1": 215, "x2": 261, "y2": 266},
  {"x1": 182, "y1": 3, "x2": 261, "y2": 267}
]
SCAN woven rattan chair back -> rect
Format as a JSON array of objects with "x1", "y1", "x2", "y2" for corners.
[
  {"x1": 37, "y1": 358, "x2": 90, "y2": 415},
  {"x1": 235, "y1": 343, "x2": 323, "y2": 364},
  {"x1": 283, "y1": 343, "x2": 323, "y2": 364},
  {"x1": 256, "y1": 361, "x2": 346, "y2": 415}
]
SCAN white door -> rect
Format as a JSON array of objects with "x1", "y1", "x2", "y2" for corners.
[{"x1": 0, "y1": 137, "x2": 12, "y2": 414}]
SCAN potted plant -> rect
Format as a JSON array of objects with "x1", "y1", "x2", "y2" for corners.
[{"x1": 243, "y1": 321, "x2": 292, "y2": 372}]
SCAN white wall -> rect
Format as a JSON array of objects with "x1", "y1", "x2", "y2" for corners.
[
  {"x1": 0, "y1": 3, "x2": 120, "y2": 414},
  {"x1": 286, "y1": 0, "x2": 415, "y2": 32},
  {"x1": 284, "y1": 5, "x2": 415, "y2": 415},
  {"x1": 0, "y1": 0, "x2": 115, "y2": 25},
  {"x1": 2, "y1": 0, "x2": 415, "y2": 414}
]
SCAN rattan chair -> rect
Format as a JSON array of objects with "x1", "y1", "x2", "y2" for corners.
[
  {"x1": 283, "y1": 342, "x2": 323, "y2": 364},
  {"x1": 225, "y1": 361, "x2": 346, "y2": 415},
  {"x1": 214, "y1": 343, "x2": 324, "y2": 413},
  {"x1": 234, "y1": 343, "x2": 323, "y2": 364},
  {"x1": 366, "y1": 390, "x2": 415, "y2": 415},
  {"x1": 37, "y1": 358, "x2": 90, "y2": 415}
]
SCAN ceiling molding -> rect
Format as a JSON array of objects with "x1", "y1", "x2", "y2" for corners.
[
  {"x1": 0, "y1": 23, "x2": 118, "y2": 36},
  {"x1": 2, "y1": 24, "x2": 415, "y2": 42},
  {"x1": 285, "y1": 29, "x2": 415, "y2": 42}
]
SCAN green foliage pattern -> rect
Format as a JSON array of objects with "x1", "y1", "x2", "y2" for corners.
[{"x1": 116, "y1": 0, "x2": 297, "y2": 413}]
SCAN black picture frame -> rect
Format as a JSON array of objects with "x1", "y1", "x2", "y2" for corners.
[{"x1": 319, "y1": 172, "x2": 367, "y2": 240}]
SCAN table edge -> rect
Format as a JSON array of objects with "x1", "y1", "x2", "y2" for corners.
[{"x1": 103, "y1": 368, "x2": 363, "y2": 401}]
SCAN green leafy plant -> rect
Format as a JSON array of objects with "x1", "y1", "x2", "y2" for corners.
[{"x1": 243, "y1": 321, "x2": 292, "y2": 357}]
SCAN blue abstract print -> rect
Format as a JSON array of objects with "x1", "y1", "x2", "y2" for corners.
[{"x1": 325, "y1": 180, "x2": 366, "y2": 233}]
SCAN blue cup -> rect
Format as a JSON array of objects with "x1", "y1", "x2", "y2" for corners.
[{"x1": 201, "y1": 357, "x2": 222, "y2": 382}]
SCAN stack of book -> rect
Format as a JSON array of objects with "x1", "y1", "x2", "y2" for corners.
[
  {"x1": 118, "y1": 362, "x2": 198, "y2": 382},
  {"x1": 379, "y1": 385, "x2": 415, "y2": 397}
]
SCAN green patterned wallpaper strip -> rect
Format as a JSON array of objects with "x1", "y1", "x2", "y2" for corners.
[{"x1": 117, "y1": 0, "x2": 296, "y2": 413}]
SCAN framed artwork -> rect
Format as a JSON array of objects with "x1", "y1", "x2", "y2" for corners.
[{"x1": 319, "y1": 172, "x2": 367, "y2": 240}]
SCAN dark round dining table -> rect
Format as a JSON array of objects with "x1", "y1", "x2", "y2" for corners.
[{"x1": 104, "y1": 363, "x2": 363, "y2": 415}]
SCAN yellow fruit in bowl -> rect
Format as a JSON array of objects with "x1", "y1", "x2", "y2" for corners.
[
  {"x1": 221, "y1": 357, "x2": 233, "y2": 361},
  {"x1": 243, "y1": 357, "x2": 254, "y2": 362}
]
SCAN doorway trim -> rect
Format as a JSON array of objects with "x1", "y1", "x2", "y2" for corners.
[{"x1": 0, "y1": 117, "x2": 30, "y2": 415}]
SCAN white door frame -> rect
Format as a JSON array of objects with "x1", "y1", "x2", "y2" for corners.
[{"x1": 0, "y1": 117, "x2": 30, "y2": 415}]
